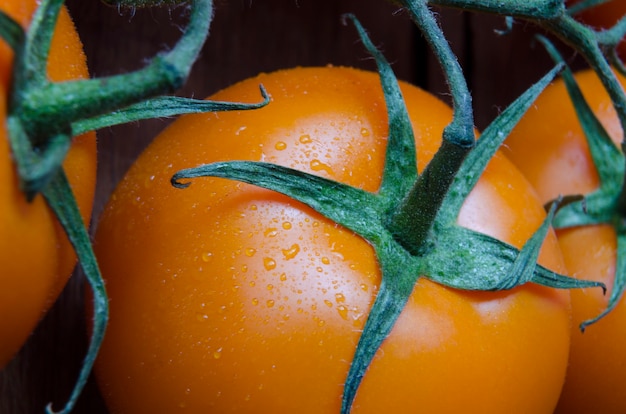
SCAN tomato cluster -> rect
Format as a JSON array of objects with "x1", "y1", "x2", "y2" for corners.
[{"x1": 2, "y1": 0, "x2": 626, "y2": 413}]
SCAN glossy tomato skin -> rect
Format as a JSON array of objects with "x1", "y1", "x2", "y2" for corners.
[
  {"x1": 504, "y1": 69, "x2": 626, "y2": 413},
  {"x1": 0, "y1": 1, "x2": 97, "y2": 367},
  {"x1": 94, "y1": 66, "x2": 570, "y2": 413}
]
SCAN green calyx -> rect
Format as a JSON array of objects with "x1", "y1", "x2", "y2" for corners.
[
  {"x1": 0, "y1": 0, "x2": 268, "y2": 413},
  {"x1": 403, "y1": 0, "x2": 626, "y2": 337},
  {"x1": 172, "y1": 11, "x2": 604, "y2": 414}
]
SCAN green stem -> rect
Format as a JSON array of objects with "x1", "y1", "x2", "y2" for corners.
[
  {"x1": 42, "y1": 172, "x2": 108, "y2": 414},
  {"x1": 17, "y1": 0, "x2": 213, "y2": 140},
  {"x1": 542, "y1": 14, "x2": 626, "y2": 138},
  {"x1": 401, "y1": 0, "x2": 475, "y2": 146},
  {"x1": 388, "y1": 0, "x2": 475, "y2": 254},
  {"x1": 428, "y1": 0, "x2": 564, "y2": 19},
  {"x1": 387, "y1": 140, "x2": 469, "y2": 255},
  {"x1": 567, "y1": 0, "x2": 612, "y2": 16}
]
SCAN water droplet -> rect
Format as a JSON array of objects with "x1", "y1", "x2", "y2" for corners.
[
  {"x1": 143, "y1": 175, "x2": 156, "y2": 188},
  {"x1": 252, "y1": 298, "x2": 259, "y2": 306},
  {"x1": 249, "y1": 204, "x2": 258, "y2": 211},
  {"x1": 279, "y1": 273, "x2": 287, "y2": 282},
  {"x1": 245, "y1": 248, "x2": 256, "y2": 257},
  {"x1": 275, "y1": 141, "x2": 287, "y2": 150},
  {"x1": 264, "y1": 227, "x2": 278, "y2": 237},
  {"x1": 360, "y1": 127, "x2": 370, "y2": 137},
  {"x1": 310, "y1": 159, "x2": 333, "y2": 174},
  {"x1": 324, "y1": 299, "x2": 333, "y2": 308},
  {"x1": 321, "y1": 257, "x2": 330, "y2": 265},
  {"x1": 196, "y1": 313, "x2": 209, "y2": 322},
  {"x1": 267, "y1": 284, "x2": 274, "y2": 291},
  {"x1": 299, "y1": 134, "x2": 312, "y2": 144},
  {"x1": 337, "y1": 305, "x2": 349, "y2": 320},
  {"x1": 335, "y1": 293, "x2": 346, "y2": 303},
  {"x1": 213, "y1": 348, "x2": 223, "y2": 359},
  {"x1": 360, "y1": 283, "x2": 368, "y2": 292},
  {"x1": 282, "y1": 222, "x2": 292, "y2": 230},
  {"x1": 282, "y1": 244, "x2": 300, "y2": 260},
  {"x1": 202, "y1": 252, "x2": 213, "y2": 262},
  {"x1": 266, "y1": 300, "x2": 275, "y2": 308},
  {"x1": 263, "y1": 258, "x2": 276, "y2": 270},
  {"x1": 317, "y1": 319, "x2": 326, "y2": 327}
]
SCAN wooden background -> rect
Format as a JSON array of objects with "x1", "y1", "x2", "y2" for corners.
[{"x1": 0, "y1": 1, "x2": 583, "y2": 412}]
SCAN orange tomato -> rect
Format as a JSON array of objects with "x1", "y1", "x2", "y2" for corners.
[
  {"x1": 94, "y1": 66, "x2": 569, "y2": 413},
  {"x1": 0, "y1": 1, "x2": 96, "y2": 367},
  {"x1": 504, "y1": 68, "x2": 626, "y2": 413}
]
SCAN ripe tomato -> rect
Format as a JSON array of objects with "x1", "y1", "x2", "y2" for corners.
[
  {"x1": 504, "y1": 68, "x2": 626, "y2": 413},
  {"x1": 0, "y1": 1, "x2": 96, "y2": 367},
  {"x1": 93, "y1": 66, "x2": 570, "y2": 413}
]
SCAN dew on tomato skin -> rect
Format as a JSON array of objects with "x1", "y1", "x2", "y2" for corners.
[
  {"x1": 263, "y1": 257, "x2": 277, "y2": 270},
  {"x1": 213, "y1": 348, "x2": 223, "y2": 359},
  {"x1": 361, "y1": 127, "x2": 370, "y2": 137},
  {"x1": 264, "y1": 227, "x2": 278, "y2": 237},
  {"x1": 195, "y1": 313, "x2": 209, "y2": 323},
  {"x1": 335, "y1": 293, "x2": 346, "y2": 303},
  {"x1": 299, "y1": 134, "x2": 312, "y2": 144},
  {"x1": 266, "y1": 300, "x2": 275, "y2": 308},
  {"x1": 274, "y1": 141, "x2": 287, "y2": 151},
  {"x1": 282, "y1": 243, "x2": 300, "y2": 260},
  {"x1": 201, "y1": 252, "x2": 213, "y2": 262},
  {"x1": 337, "y1": 305, "x2": 349, "y2": 321},
  {"x1": 324, "y1": 299, "x2": 333, "y2": 308},
  {"x1": 143, "y1": 174, "x2": 156, "y2": 188},
  {"x1": 282, "y1": 221, "x2": 292, "y2": 230},
  {"x1": 245, "y1": 248, "x2": 256, "y2": 257}
]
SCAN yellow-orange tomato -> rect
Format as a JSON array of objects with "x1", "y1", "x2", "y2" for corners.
[
  {"x1": 504, "y1": 69, "x2": 626, "y2": 413},
  {"x1": 94, "y1": 66, "x2": 570, "y2": 413},
  {"x1": 0, "y1": 1, "x2": 97, "y2": 367}
]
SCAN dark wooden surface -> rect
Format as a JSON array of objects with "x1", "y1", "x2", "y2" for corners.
[{"x1": 0, "y1": 1, "x2": 578, "y2": 412}]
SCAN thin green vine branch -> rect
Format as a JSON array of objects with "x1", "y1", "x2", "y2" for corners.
[
  {"x1": 41, "y1": 172, "x2": 108, "y2": 414},
  {"x1": 399, "y1": 0, "x2": 475, "y2": 147},
  {"x1": 72, "y1": 85, "x2": 270, "y2": 136},
  {"x1": 567, "y1": 0, "x2": 612, "y2": 16}
]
